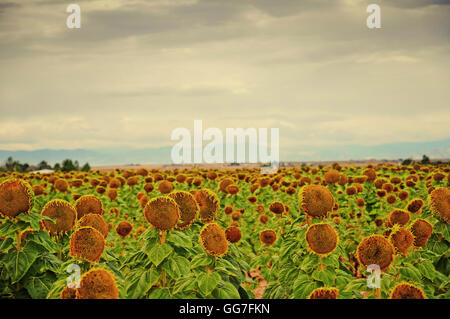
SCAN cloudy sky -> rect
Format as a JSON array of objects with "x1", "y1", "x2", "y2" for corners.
[{"x1": 0, "y1": 0, "x2": 449, "y2": 163}]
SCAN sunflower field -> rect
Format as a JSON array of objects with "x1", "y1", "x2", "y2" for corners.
[{"x1": 0, "y1": 163, "x2": 448, "y2": 299}]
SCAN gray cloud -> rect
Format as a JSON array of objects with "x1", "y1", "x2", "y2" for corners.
[{"x1": 0, "y1": 0, "x2": 449, "y2": 157}]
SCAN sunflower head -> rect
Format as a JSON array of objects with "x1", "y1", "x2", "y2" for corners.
[
  {"x1": 75, "y1": 195, "x2": 104, "y2": 220},
  {"x1": 269, "y1": 201, "x2": 285, "y2": 215},
  {"x1": 356, "y1": 234, "x2": 395, "y2": 272},
  {"x1": 406, "y1": 198, "x2": 425, "y2": 214},
  {"x1": 390, "y1": 282, "x2": 425, "y2": 299},
  {"x1": 308, "y1": 287, "x2": 339, "y2": 299},
  {"x1": 388, "y1": 209, "x2": 410, "y2": 226},
  {"x1": 199, "y1": 222, "x2": 228, "y2": 257},
  {"x1": 389, "y1": 225, "x2": 414, "y2": 255},
  {"x1": 324, "y1": 170, "x2": 340, "y2": 184},
  {"x1": 298, "y1": 185, "x2": 334, "y2": 219},
  {"x1": 158, "y1": 180, "x2": 174, "y2": 194},
  {"x1": 168, "y1": 191, "x2": 199, "y2": 230},
  {"x1": 0, "y1": 179, "x2": 33, "y2": 218},
  {"x1": 194, "y1": 189, "x2": 220, "y2": 223},
  {"x1": 305, "y1": 223, "x2": 339, "y2": 257},
  {"x1": 116, "y1": 221, "x2": 133, "y2": 238},
  {"x1": 54, "y1": 179, "x2": 69, "y2": 192},
  {"x1": 259, "y1": 214, "x2": 269, "y2": 224},
  {"x1": 69, "y1": 226, "x2": 105, "y2": 263},
  {"x1": 77, "y1": 213, "x2": 109, "y2": 238},
  {"x1": 409, "y1": 218, "x2": 433, "y2": 247},
  {"x1": 60, "y1": 287, "x2": 77, "y2": 299},
  {"x1": 76, "y1": 268, "x2": 119, "y2": 299},
  {"x1": 427, "y1": 187, "x2": 449, "y2": 223},
  {"x1": 260, "y1": 230, "x2": 277, "y2": 246},
  {"x1": 143, "y1": 196, "x2": 180, "y2": 231},
  {"x1": 225, "y1": 227, "x2": 241, "y2": 243},
  {"x1": 41, "y1": 199, "x2": 77, "y2": 235}
]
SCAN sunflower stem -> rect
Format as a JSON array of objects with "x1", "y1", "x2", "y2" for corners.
[
  {"x1": 16, "y1": 229, "x2": 21, "y2": 251},
  {"x1": 160, "y1": 230, "x2": 166, "y2": 244}
]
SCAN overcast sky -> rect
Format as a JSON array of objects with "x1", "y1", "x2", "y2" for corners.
[{"x1": 0, "y1": 0, "x2": 449, "y2": 161}]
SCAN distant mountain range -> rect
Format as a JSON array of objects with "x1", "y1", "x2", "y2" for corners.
[{"x1": 0, "y1": 138, "x2": 449, "y2": 166}]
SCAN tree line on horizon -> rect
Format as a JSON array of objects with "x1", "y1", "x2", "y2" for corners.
[{"x1": 0, "y1": 157, "x2": 90, "y2": 173}]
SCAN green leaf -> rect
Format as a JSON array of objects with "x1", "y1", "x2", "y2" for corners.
[
  {"x1": 212, "y1": 281, "x2": 240, "y2": 299},
  {"x1": 23, "y1": 273, "x2": 55, "y2": 299},
  {"x1": 0, "y1": 222, "x2": 21, "y2": 238},
  {"x1": 434, "y1": 221, "x2": 450, "y2": 242},
  {"x1": 197, "y1": 272, "x2": 221, "y2": 296},
  {"x1": 190, "y1": 254, "x2": 213, "y2": 269},
  {"x1": 300, "y1": 254, "x2": 318, "y2": 271},
  {"x1": 293, "y1": 280, "x2": 319, "y2": 299},
  {"x1": 312, "y1": 268, "x2": 335, "y2": 286},
  {"x1": 163, "y1": 256, "x2": 190, "y2": 280},
  {"x1": 27, "y1": 231, "x2": 59, "y2": 253},
  {"x1": 126, "y1": 267, "x2": 161, "y2": 299},
  {"x1": 400, "y1": 263, "x2": 422, "y2": 282},
  {"x1": 0, "y1": 237, "x2": 13, "y2": 252},
  {"x1": 173, "y1": 274, "x2": 197, "y2": 295},
  {"x1": 148, "y1": 244, "x2": 173, "y2": 267},
  {"x1": 4, "y1": 242, "x2": 40, "y2": 283},
  {"x1": 342, "y1": 278, "x2": 368, "y2": 293},
  {"x1": 416, "y1": 260, "x2": 436, "y2": 281},
  {"x1": 322, "y1": 254, "x2": 340, "y2": 269},
  {"x1": 167, "y1": 231, "x2": 193, "y2": 249},
  {"x1": 147, "y1": 287, "x2": 171, "y2": 299}
]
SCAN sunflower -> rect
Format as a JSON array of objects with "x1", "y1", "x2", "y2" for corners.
[
  {"x1": 168, "y1": 191, "x2": 199, "y2": 230},
  {"x1": 225, "y1": 227, "x2": 241, "y2": 243},
  {"x1": 219, "y1": 179, "x2": 234, "y2": 193},
  {"x1": 298, "y1": 185, "x2": 334, "y2": 219},
  {"x1": 60, "y1": 287, "x2": 77, "y2": 299},
  {"x1": 390, "y1": 282, "x2": 425, "y2": 299},
  {"x1": 324, "y1": 170, "x2": 340, "y2": 184},
  {"x1": 305, "y1": 223, "x2": 339, "y2": 256},
  {"x1": 116, "y1": 221, "x2": 133, "y2": 238},
  {"x1": 428, "y1": 187, "x2": 449, "y2": 223},
  {"x1": 199, "y1": 222, "x2": 228, "y2": 257},
  {"x1": 308, "y1": 287, "x2": 339, "y2": 299},
  {"x1": 406, "y1": 198, "x2": 424, "y2": 214},
  {"x1": 76, "y1": 268, "x2": 119, "y2": 299},
  {"x1": 194, "y1": 189, "x2": 220, "y2": 223},
  {"x1": 260, "y1": 230, "x2": 277, "y2": 246},
  {"x1": 107, "y1": 189, "x2": 118, "y2": 201},
  {"x1": 398, "y1": 190, "x2": 409, "y2": 201},
  {"x1": 69, "y1": 226, "x2": 105, "y2": 263},
  {"x1": 33, "y1": 185, "x2": 45, "y2": 196},
  {"x1": 363, "y1": 168, "x2": 377, "y2": 182},
  {"x1": 388, "y1": 209, "x2": 410, "y2": 226},
  {"x1": 158, "y1": 180, "x2": 174, "y2": 194},
  {"x1": 226, "y1": 184, "x2": 239, "y2": 195},
  {"x1": 41, "y1": 199, "x2": 77, "y2": 235},
  {"x1": 75, "y1": 195, "x2": 104, "y2": 220},
  {"x1": 144, "y1": 183, "x2": 154, "y2": 193},
  {"x1": 269, "y1": 201, "x2": 285, "y2": 215},
  {"x1": 0, "y1": 179, "x2": 33, "y2": 218},
  {"x1": 259, "y1": 214, "x2": 269, "y2": 224},
  {"x1": 77, "y1": 213, "x2": 109, "y2": 238},
  {"x1": 409, "y1": 218, "x2": 433, "y2": 247},
  {"x1": 356, "y1": 235, "x2": 395, "y2": 272},
  {"x1": 224, "y1": 206, "x2": 233, "y2": 215},
  {"x1": 143, "y1": 196, "x2": 180, "y2": 231},
  {"x1": 389, "y1": 226, "x2": 414, "y2": 255}
]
